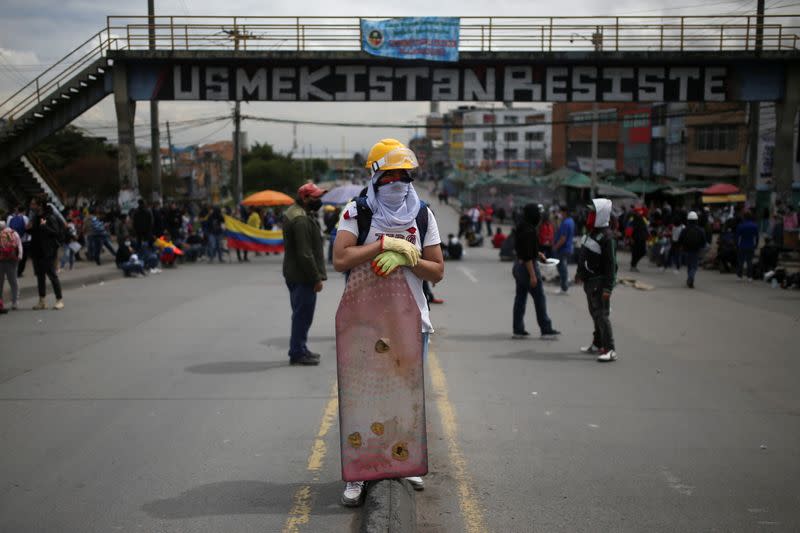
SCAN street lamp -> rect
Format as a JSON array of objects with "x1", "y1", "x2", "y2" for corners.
[{"x1": 570, "y1": 27, "x2": 603, "y2": 199}]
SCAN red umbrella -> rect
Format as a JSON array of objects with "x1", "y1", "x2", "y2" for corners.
[{"x1": 702, "y1": 183, "x2": 740, "y2": 195}]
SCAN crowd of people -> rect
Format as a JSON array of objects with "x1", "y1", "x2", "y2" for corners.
[
  {"x1": 0, "y1": 196, "x2": 289, "y2": 313},
  {"x1": 453, "y1": 196, "x2": 799, "y2": 293}
]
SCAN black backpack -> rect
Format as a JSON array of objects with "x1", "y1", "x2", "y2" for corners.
[
  {"x1": 682, "y1": 225, "x2": 706, "y2": 251},
  {"x1": 353, "y1": 187, "x2": 429, "y2": 246}
]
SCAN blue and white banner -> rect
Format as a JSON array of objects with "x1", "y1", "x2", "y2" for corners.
[{"x1": 361, "y1": 17, "x2": 460, "y2": 62}]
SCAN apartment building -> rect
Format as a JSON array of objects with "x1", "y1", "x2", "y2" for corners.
[
  {"x1": 551, "y1": 103, "x2": 651, "y2": 176},
  {"x1": 457, "y1": 105, "x2": 552, "y2": 173}
]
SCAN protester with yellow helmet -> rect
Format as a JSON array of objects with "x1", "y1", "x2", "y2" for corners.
[{"x1": 333, "y1": 138, "x2": 444, "y2": 506}]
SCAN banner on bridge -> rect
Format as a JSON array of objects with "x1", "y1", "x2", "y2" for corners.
[
  {"x1": 128, "y1": 62, "x2": 784, "y2": 103},
  {"x1": 360, "y1": 17, "x2": 460, "y2": 62}
]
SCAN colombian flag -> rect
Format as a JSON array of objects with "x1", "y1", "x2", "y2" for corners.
[{"x1": 223, "y1": 215, "x2": 284, "y2": 253}]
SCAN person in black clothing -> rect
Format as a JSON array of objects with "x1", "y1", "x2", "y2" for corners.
[
  {"x1": 512, "y1": 204, "x2": 560, "y2": 339},
  {"x1": 151, "y1": 202, "x2": 165, "y2": 239},
  {"x1": 759, "y1": 236, "x2": 779, "y2": 274},
  {"x1": 678, "y1": 211, "x2": 707, "y2": 288},
  {"x1": 166, "y1": 202, "x2": 183, "y2": 244},
  {"x1": 629, "y1": 208, "x2": 649, "y2": 272},
  {"x1": 29, "y1": 194, "x2": 64, "y2": 310},
  {"x1": 133, "y1": 199, "x2": 154, "y2": 251},
  {"x1": 576, "y1": 199, "x2": 617, "y2": 362}
]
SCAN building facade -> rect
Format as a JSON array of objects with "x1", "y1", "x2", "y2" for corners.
[{"x1": 456, "y1": 105, "x2": 551, "y2": 174}]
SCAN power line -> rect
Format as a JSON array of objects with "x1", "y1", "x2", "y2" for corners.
[{"x1": 242, "y1": 107, "x2": 749, "y2": 130}]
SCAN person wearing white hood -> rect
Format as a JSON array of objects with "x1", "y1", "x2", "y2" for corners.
[
  {"x1": 333, "y1": 138, "x2": 444, "y2": 506},
  {"x1": 575, "y1": 198, "x2": 618, "y2": 362}
]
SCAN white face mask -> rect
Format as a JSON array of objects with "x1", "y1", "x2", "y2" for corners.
[{"x1": 378, "y1": 181, "x2": 410, "y2": 211}]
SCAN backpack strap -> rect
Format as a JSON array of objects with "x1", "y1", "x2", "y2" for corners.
[
  {"x1": 354, "y1": 192, "x2": 372, "y2": 246},
  {"x1": 415, "y1": 201, "x2": 429, "y2": 247}
]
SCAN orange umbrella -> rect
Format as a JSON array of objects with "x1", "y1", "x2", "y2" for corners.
[{"x1": 241, "y1": 189, "x2": 294, "y2": 207}]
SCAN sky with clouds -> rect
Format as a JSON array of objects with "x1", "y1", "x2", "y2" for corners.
[{"x1": 0, "y1": 0, "x2": 795, "y2": 158}]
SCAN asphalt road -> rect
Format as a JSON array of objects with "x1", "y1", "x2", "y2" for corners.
[{"x1": 1, "y1": 193, "x2": 799, "y2": 532}]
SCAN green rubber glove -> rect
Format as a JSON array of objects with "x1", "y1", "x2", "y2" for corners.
[
  {"x1": 372, "y1": 250, "x2": 411, "y2": 277},
  {"x1": 380, "y1": 235, "x2": 421, "y2": 267}
]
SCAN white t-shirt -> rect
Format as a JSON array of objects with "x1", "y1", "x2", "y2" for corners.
[{"x1": 338, "y1": 201, "x2": 441, "y2": 333}]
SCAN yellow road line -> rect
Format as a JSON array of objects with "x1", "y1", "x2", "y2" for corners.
[
  {"x1": 283, "y1": 382, "x2": 339, "y2": 533},
  {"x1": 429, "y1": 350, "x2": 490, "y2": 533}
]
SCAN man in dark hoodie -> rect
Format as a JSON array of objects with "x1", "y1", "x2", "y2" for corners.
[
  {"x1": 678, "y1": 211, "x2": 706, "y2": 288},
  {"x1": 512, "y1": 203, "x2": 561, "y2": 339},
  {"x1": 282, "y1": 183, "x2": 328, "y2": 366},
  {"x1": 576, "y1": 198, "x2": 617, "y2": 362}
]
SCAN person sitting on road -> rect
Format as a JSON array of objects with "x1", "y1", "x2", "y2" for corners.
[
  {"x1": 115, "y1": 239, "x2": 146, "y2": 277},
  {"x1": 492, "y1": 227, "x2": 507, "y2": 249},
  {"x1": 465, "y1": 229, "x2": 484, "y2": 247},
  {"x1": 445, "y1": 233, "x2": 463, "y2": 260}
]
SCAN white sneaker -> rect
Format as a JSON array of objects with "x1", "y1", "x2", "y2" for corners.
[
  {"x1": 341, "y1": 481, "x2": 365, "y2": 507},
  {"x1": 597, "y1": 349, "x2": 617, "y2": 362},
  {"x1": 553, "y1": 288, "x2": 568, "y2": 295},
  {"x1": 405, "y1": 476, "x2": 425, "y2": 491},
  {"x1": 580, "y1": 344, "x2": 600, "y2": 354}
]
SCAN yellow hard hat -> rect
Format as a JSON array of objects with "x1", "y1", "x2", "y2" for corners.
[{"x1": 365, "y1": 138, "x2": 419, "y2": 173}]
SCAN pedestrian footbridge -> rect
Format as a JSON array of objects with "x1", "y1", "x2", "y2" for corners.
[{"x1": 2, "y1": 15, "x2": 799, "y2": 200}]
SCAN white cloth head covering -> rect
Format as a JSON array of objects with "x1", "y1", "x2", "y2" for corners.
[{"x1": 366, "y1": 170, "x2": 421, "y2": 230}]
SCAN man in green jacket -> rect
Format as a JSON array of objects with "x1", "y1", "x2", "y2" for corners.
[{"x1": 283, "y1": 183, "x2": 328, "y2": 365}]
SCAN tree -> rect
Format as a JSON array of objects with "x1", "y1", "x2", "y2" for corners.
[
  {"x1": 241, "y1": 141, "x2": 310, "y2": 195},
  {"x1": 55, "y1": 154, "x2": 119, "y2": 202}
]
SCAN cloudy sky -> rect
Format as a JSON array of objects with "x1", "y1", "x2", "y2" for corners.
[{"x1": 0, "y1": 0, "x2": 791, "y2": 158}]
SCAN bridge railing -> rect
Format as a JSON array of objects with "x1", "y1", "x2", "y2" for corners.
[
  {"x1": 0, "y1": 28, "x2": 120, "y2": 123},
  {"x1": 104, "y1": 15, "x2": 800, "y2": 53},
  {"x1": 2, "y1": 15, "x2": 799, "y2": 125}
]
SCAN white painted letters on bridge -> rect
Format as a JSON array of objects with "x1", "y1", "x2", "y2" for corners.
[
  {"x1": 299, "y1": 67, "x2": 332, "y2": 101},
  {"x1": 272, "y1": 68, "x2": 297, "y2": 101},
  {"x1": 504, "y1": 67, "x2": 542, "y2": 101},
  {"x1": 704, "y1": 67, "x2": 726, "y2": 101},
  {"x1": 174, "y1": 66, "x2": 199, "y2": 100},
  {"x1": 369, "y1": 67, "x2": 394, "y2": 101},
  {"x1": 669, "y1": 67, "x2": 700, "y2": 101},
  {"x1": 546, "y1": 67, "x2": 569, "y2": 101},
  {"x1": 432, "y1": 69, "x2": 460, "y2": 101},
  {"x1": 236, "y1": 68, "x2": 267, "y2": 100},
  {"x1": 572, "y1": 67, "x2": 597, "y2": 102},
  {"x1": 638, "y1": 68, "x2": 665, "y2": 101},
  {"x1": 335, "y1": 66, "x2": 366, "y2": 101},
  {"x1": 396, "y1": 68, "x2": 429, "y2": 100},
  {"x1": 205, "y1": 67, "x2": 229, "y2": 100},
  {"x1": 463, "y1": 68, "x2": 495, "y2": 101},
  {"x1": 603, "y1": 68, "x2": 633, "y2": 101}
]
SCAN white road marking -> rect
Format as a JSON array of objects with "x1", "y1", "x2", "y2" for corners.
[
  {"x1": 458, "y1": 266, "x2": 478, "y2": 283},
  {"x1": 661, "y1": 467, "x2": 694, "y2": 496}
]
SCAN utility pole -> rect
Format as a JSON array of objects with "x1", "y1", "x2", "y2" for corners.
[
  {"x1": 148, "y1": 0, "x2": 162, "y2": 203},
  {"x1": 165, "y1": 120, "x2": 174, "y2": 174},
  {"x1": 232, "y1": 102, "x2": 242, "y2": 204},
  {"x1": 590, "y1": 25, "x2": 602, "y2": 199},
  {"x1": 527, "y1": 132, "x2": 533, "y2": 179},
  {"x1": 746, "y1": 0, "x2": 765, "y2": 200}
]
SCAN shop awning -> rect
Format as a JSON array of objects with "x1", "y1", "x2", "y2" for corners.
[{"x1": 702, "y1": 194, "x2": 747, "y2": 204}]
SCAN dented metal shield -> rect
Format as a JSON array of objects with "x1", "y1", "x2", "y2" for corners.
[{"x1": 335, "y1": 263, "x2": 428, "y2": 482}]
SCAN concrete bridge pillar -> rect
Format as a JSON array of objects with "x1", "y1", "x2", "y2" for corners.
[
  {"x1": 113, "y1": 63, "x2": 139, "y2": 196},
  {"x1": 773, "y1": 64, "x2": 799, "y2": 198}
]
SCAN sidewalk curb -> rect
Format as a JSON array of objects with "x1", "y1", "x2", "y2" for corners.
[
  {"x1": 18, "y1": 267, "x2": 119, "y2": 301},
  {"x1": 361, "y1": 479, "x2": 416, "y2": 533}
]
